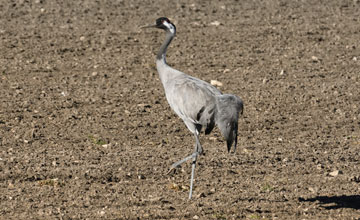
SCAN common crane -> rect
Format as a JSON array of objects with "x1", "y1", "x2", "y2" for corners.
[{"x1": 142, "y1": 17, "x2": 244, "y2": 199}]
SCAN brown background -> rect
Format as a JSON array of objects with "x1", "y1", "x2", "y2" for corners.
[{"x1": 1, "y1": 0, "x2": 360, "y2": 219}]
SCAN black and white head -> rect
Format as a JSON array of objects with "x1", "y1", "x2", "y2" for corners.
[{"x1": 142, "y1": 17, "x2": 176, "y2": 34}]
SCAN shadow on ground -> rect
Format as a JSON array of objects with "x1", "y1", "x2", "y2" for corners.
[{"x1": 299, "y1": 195, "x2": 360, "y2": 210}]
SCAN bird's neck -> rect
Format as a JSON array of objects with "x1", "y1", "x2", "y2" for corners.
[{"x1": 156, "y1": 31, "x2": 175, "y2": 63}]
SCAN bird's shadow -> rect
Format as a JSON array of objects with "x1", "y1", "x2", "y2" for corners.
[{"x1": 299, "y1": 195, "x2": 360, "y2": 210}]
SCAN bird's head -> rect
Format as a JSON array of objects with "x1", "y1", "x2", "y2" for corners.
[{"x1": 141, "y1": 17, "x2": 176, "y2": 34}]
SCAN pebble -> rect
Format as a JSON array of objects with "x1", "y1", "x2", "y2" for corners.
[
  {"x1": 210, "y1": 21, "x2": 221, "y2": 26},
  {"x1": 308, "y1": 187, "x2": 317, "y2": 193},
  {"x1": 210, "y1": 80, "x2": 223, "y2": 87},
  {"x1": 329, "y1": 170, "x2": 342, "y2": 177},
  {"x1": 223, "y1": 68, "x2": 230, "y2": 73},
  {"x1": 311, "y1": 56, "x2": 319, "y2": 62},
  {"x1": 316, "y1": 164, "x2": 323, "y2": 170}
]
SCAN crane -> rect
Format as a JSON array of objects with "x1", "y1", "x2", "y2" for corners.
[{"x1": 141, "y1": 17, "x2": 244, "y2": 199}]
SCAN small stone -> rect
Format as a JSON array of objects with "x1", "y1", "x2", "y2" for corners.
[
  {"x1": 191, "y1": 21, "x2": 201, "y2": 26},
  {"x1": 138, "y1": 174, "x2": 145, "y2": 180},
  {"x1": 210, "y1": 21, "x2": 221, "y2": 26},
  {"x1": 308, "y1": 187, "x2": 317, "y2": 193},
  {"x1": 181, "y1": 185, "x2": 189, "y2": 190},
  {"x1": 316, "y1": 164, "x2": 323, "y2": 170},
  {"x1": 329, "y1": 170, "x2": 342, "y2": 177},
  {"x1": 169, "y1": 183, "x2": 181, "y2": 191},
  {"x1": 223, "y1": 68, "x2": 230, "y2": 73},
  {"x1": 311, "y1": 56, "x2": 319, "y2": 62},
  {"x1": 193, "y1": 215, "x2": 199, "y2": 219},
  {"x1": 80, "y1": 36, "x2": 86, "y2": 41},
  {"x1": 210, "y1": 80, "x2": 223, "y2": 87},
  {"x1": 8, "y1": 183, "x2": 14, "y2": 189}
]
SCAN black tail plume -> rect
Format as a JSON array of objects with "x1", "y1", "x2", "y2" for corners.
[{"x1": 215, "y1": 94, "x2": 243, "y2": 153}]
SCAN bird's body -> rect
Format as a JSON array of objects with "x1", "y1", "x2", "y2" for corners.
[
  {"x1": 142, "y1": 17, "x2": 243, "y2": 199},
  {"x1": 157, "y1": 59, "x2": 221, "y2": 135}
]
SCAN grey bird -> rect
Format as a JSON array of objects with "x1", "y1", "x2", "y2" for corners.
[{"x1": 142, "y1": 17, "x2": 244, "y2": 199}]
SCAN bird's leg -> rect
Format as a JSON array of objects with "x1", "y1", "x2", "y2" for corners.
[
  {"x1": 189, "y1": 151, "x2": 197, "y2": 199},
  {"x1": 167, "y1": 130, "x2": 202, "y2": 199},
  {"x1": 189, "y1": 131, "x2": 202, "y2": 199},
  {"x1": 167, "y1": 130, "x2": 202, "y2": 172},
  {"x1": 194, "y1": 129, "x2": 202, "y2": 154}
]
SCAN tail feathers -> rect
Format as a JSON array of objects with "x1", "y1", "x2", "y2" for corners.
[{"x1": 215, "y1": 94, "x2": 243, "y2": 153}]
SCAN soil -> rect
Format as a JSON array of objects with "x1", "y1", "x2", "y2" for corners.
[{"x1": 1, "y1": 0, "x2": 360, "y2": 219}]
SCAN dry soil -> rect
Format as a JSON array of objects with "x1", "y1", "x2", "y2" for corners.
[{"x1": 1, "y1": 0, "x2": 360, "y2": 219}]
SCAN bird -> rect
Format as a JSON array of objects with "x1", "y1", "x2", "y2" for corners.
[{"x1": 141, "y1": 17, "x2": 244, "y2": 199}]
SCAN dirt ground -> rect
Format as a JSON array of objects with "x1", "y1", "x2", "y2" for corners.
[{"x1": 1, "y1": 0, "x2": 360, "y2": 219}]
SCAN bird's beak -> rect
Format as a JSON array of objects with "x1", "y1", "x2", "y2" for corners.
[{"x1": 140, "y1": 24, "x2": 157, "y2": 29}]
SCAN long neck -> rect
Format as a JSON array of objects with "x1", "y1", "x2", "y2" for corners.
[{"x1": 156, "y1": 30, "x2": 175, "y2": 62}]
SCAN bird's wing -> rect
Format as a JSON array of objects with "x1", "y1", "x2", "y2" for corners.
[{"x1": 165, "y1": 75, "x2": 221, "y2": 132}]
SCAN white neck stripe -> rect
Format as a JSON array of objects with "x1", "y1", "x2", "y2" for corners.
[{"x1": 163, "y1": 21, "x2": 175, "y2": 34}]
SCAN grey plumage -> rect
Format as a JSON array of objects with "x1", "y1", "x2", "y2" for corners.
[
  {"x1": 142, "y1": 17, "x2": 243, "y2": 199},
  {"x1": 216, "y1": 94, "x2": 244, "y2": 152}
]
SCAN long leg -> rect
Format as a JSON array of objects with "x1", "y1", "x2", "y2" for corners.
[
  {"x1": 189, "y1": 151, "x2": 197, "y2": 199},
  {"x1": 168, "y1": 130, "x2": 202, "y2": 171},
  {"x1": 189, "y1": 131, "x2": 201, "y2": 199},
  {"x1": 167, "y1": 130, "x2": 202, "y2": 199}
]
